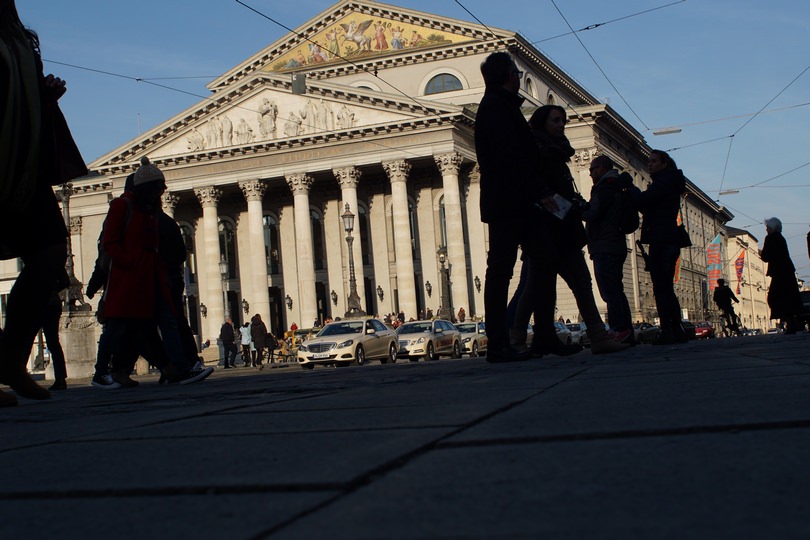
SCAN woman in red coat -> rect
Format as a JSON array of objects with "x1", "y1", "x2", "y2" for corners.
[{"x1": 101, "y1": 157, "x2": 175, "y2": 383}]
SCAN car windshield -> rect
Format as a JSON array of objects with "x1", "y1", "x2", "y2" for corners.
[
  {"x1": 397, "y1": 322, "x2": 432, "y2": 335},
  {"x1": 456, "y1": 323, "x2": 477, "y2": 333},
  {"x1": 317, "y1": 322, "x2": 364, "y2": 336}
]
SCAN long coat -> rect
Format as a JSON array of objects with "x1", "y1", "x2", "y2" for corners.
[
  {"x1": 761, "y1": 231, "x2": 802, "y2": 320},
  {"x1": 102, "y1": 191, "x2": 170, "y2": 319},
  {"x1": 638, "y1": 168, "x2": 686, "y2": 245}
]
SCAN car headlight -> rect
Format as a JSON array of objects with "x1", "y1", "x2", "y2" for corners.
[
  {"x1": 337, "y1": 339, "x2": 354, "y2": 348},
  {"x1": 416, "y1": 337, "x2": 425, "y2": 344},
  {"x1": 299, "y1": 343, "x2": 308, "y2": 352},
  {"x1": 463, "y1": 337, "x2": 471, "y2": 343}
]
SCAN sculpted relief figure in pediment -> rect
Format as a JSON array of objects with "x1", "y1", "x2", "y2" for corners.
[
  {"x1": 187, "y1": 128, "x2": 205, "y2": 152},
  {"x1": 283, "y1": 112, "x2": 302, "y2": 138},
  {"x1": 236, "y1": 118, "x2": 253, "y2": 144},
  {"x1": 258, "y1": 98, "x2": 278, "y2": 140},
  {"x1": 336, "y1": 103, "x2": 356, "y2": 129}
]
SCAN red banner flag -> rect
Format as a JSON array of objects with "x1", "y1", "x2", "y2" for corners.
[{"x1": 735, "y1": 250, "x2": 745, "y2": 294}]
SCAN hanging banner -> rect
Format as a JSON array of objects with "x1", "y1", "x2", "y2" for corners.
[
  {"x1": 706, "y1": 234, "x2": 723, "y2": 290},
  {"x1": 735, "y1": 250, "x2": 746, "y2": 294}
]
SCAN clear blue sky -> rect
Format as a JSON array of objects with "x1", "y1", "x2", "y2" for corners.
[{"x1": 20, "y1": 0, "x2": 810, "y2": 281}]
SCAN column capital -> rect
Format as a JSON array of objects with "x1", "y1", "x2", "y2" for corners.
[
  {"x1": 333, "y1": 167, "x2": 362, "y2": 189},
  {"x1": 383, "y1": 160, "x2": 411, "y2": 184},
  {"x1": 573, "y1": 148, "x2": 600, "y2": 170},
  {"x1": 434, "y1": 152, "x2": 462, "y2": 175},
  {"x1": 162, "y1": 191, "x2": 180, "y2": 214},
  {"x1": 69, "y1": 216, "x2": 82, "y2": 235},
  {"x1": 286, "y1": 173, "x2": 314, "y2": 195},
  {"x1": 239, "y1": 179, "x2": 268, "y2": 202},
  {"x1": 467, "y1": 163, "x2": 481, "y2": 184},
  {"x1": 194, "y1": 186, "x2": 222, "y2": 208},
  {"x1": 55, "y1": 183, "x2": 74, "y2": 205}
]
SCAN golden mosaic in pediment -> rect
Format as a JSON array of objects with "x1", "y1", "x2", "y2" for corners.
[{"x1": 268, "y1": 13, "x2": 474, "y2": 72}]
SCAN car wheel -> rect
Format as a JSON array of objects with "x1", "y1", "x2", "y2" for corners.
[
  {"x1": 426, "y1": 342, "x2": 437, "y2": 361},
  {"x1": 471, "y1": 342, "x2": 479, "y2": 357},
  {"x1": 387, "y1": 342, "x2": 397, "y2": 364},
  {"x1": 451, "y1": 341, "x2": 462, "y2": 359},
  {"x1": 355, "y1": 345, "x2": 365, "y2": 366}
]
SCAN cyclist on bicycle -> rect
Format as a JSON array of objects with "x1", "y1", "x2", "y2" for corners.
[{"x1": 713, "y1": 279, "x2": 741, "y2": 335}]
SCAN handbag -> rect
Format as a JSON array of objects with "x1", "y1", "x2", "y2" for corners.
[
  {"x1": 676, "y1": 224, "x2": 692, "y2": 248},
  {"x1": 49, "y1": 104, "x2": 88, "y2": 184}
]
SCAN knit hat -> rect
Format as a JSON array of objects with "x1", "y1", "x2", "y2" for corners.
[{"x1": 132, "y1": 157, "x2": 165, "y2": 187}]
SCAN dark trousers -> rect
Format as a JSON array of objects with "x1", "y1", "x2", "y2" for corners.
[
  {"x1": 1, "y1": 243, "x2": 66, "y2": 371},
  {"x1": 484, "y1": 221, "x2": 523, "y2": 351},
  {"x1": 647, "y1": 242, "x2": 684, "y2": 335},
  {"x1": 41, "y1": 305, "x2": 67, "y2": 380},
  {"x1": 222, "y1": 341, "x2": 238, "y2": 366},
  {"x1": 592, "y1": 251, "x2": 632, "y2": 332},
  {"x1": 106, "y1": 318, "x2": 170, "y2": 374}
]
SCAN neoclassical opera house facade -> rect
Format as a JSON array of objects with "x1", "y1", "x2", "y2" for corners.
[{"x1": 17, "y1": 0, "x2": 730, "y2": 344}]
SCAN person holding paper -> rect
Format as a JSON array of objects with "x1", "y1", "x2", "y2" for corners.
[{"x1": 510, "y1": 105, "x2": 628, "y2": 356}]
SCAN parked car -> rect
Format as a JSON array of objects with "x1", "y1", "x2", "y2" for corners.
[
  {"x1": 555, "y1": 322, "x2": 573, "y2": 345},
  {"x1": 633, "y1": 323, "x2": 661, "y2": 344},
  {"x1": 694, "y1": 321, "x2": 715, "y2": 339},
  {"x1": 566, "y1": 322, "x2": 587, "y2": 347},
  {"x1": 396, "y1": 319, "x2": 462, "y2": 361},
  {"x1": 681, "y1": 320, "x2": 697, "y2": 340},
  {"x1": 297, "y1": 318, "x2": 397, "y2": 369},
  {"x1": 456, "y1": 321, "x2": 488, "y2": 357}
]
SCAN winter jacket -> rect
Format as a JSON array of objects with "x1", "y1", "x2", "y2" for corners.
[
  {"x1": 583, "y1": 170, "x2": 636, "y2": 255},
  {"x1": 251, "y1": 318, "x2": 268, "y2": 349},
  {"x1": 101, "y1": 191, "x2": 170, "y2": 319},
  {"x1": 474, "y1": 87, "x2": 549, "y2": 223},
  {"x1": 638, "y1": 167, "x2": 686, "y2": 245}
]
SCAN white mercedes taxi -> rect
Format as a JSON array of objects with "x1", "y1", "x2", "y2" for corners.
[
  {"x1": 456, "y1": 321, "x2": 488, "y2": 357},
  {"x1": 297, "y1": 318, "x2": 398, "y2": 369},
  {"x1": 395, "y1": 319, "x2": 462, "y2": 362}
]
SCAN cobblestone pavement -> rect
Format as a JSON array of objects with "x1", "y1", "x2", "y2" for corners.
[{"x1": 2, "y1": 333, "x2": 809, "y2": 539}]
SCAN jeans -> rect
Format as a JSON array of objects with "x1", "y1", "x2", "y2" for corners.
[
  {"x1": 647, "y1": 242, "x2": 683, "y2": 334},
  {"x1": 484, "y1": 221, "x2": 523, "y2": 351},
  {"x1": 592, "y1": 252, "x2": 632, "y2": 332}
]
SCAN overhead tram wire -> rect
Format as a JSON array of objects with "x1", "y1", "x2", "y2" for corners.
[
  {"x1": 550, "y1": 0, "x2": 650, "y2": 131},
  {"x1": 233, "y1": 0, "x2": 433, "y2": 112},
  {"x1": 652, "y1": 101, "x2": 810, "y2": 132},
  {"x1": 531, "y1": 0, "x2": 686, "y2": 45},
  {"x1": 42, "y1": 60, "x2": 430, "y2": 163},
  {"x1": 716, "y1": 62, "x2": 810, "y2": 195}
]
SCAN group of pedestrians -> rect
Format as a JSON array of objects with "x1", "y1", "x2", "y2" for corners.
[
  {"x1": 221, "y1": 314, "x2": 278, "y2": 369},
  {"x1": 475, "y1": 52, "x2": 633, "y2": 363}
]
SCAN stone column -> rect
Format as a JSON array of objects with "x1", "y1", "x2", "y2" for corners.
[
  {"x1": 333, "y1": 166, "x2": 366, "y2": 308},
  {"x1": 194, "y1": 186, "x2": 224, "y2": 340},
  {"x1": 239, "y1": 179, "x2": 271, "y2": 326},
  {"x1": 162, "y1": 192, "x2": 180, "y2": 218},
  {"x1": 465, "y1": 165, "x2": 487, "y2": 318},
  {"x1": 383, "y1": 160, "x2": 417, "y2": 319},
  {"x1": 286, "y1": 173, "x2": 318, "y2": 327},
  {"x1": 435, "y1": 152, "x2": 469, "y2": 320}
]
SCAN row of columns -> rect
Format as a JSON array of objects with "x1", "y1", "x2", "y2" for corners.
[{"x1": 162, "y1": 151, "x2": 476, "y2": 340}]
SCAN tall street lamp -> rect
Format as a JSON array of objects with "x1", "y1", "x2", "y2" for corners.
[
  {"x1": 219, "y1": 255, "x2": 230, "y2": 320},
  {"x1": 436, "y1": 245, "x2": 453, "y2": 321},
  {"x1": 341, "y1": 203, "x2": 365, "y2": 318}
]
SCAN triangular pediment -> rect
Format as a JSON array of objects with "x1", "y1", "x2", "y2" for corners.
[
  {"x1": 209, "y1": 0, "x2": 511, "y2": 91},
  {"x1": 89, "y1": 72, "x2": 465, "y2": 172}
]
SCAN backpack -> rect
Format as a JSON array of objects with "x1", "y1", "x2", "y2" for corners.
[{"x1": 617, "y1": 185, "x2": 640, "y2": 235}]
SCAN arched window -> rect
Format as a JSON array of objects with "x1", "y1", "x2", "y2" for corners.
[
  {"x1": 311, "y1": 209, "x2": 325, "y2": 270},
  {"x1": 525, "y1": 77, "x2": 536, "y2": 98},
  {"x1": 218, "y1": 219, "x2": 237, "y2": 279},
  {"x1": 425, "y1": 74, "x2": 462, "y2": 95},
  {"x1": 180, "y1": 224, "x2": 196, "y2": 284},
  {"x1": 358, "y1": 205, "x2": 371, "y2": 266},
  {"x1": 263, "y1": 215, "x2": 280, "y2": 275}
]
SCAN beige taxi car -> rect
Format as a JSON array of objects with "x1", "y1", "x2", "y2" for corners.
[
  {"x1": 396, "y1": 319, "x2": 462, "y2": 362},
  {"x1": 297, "y1": 318, "x2": 398, "y2": 369}
]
